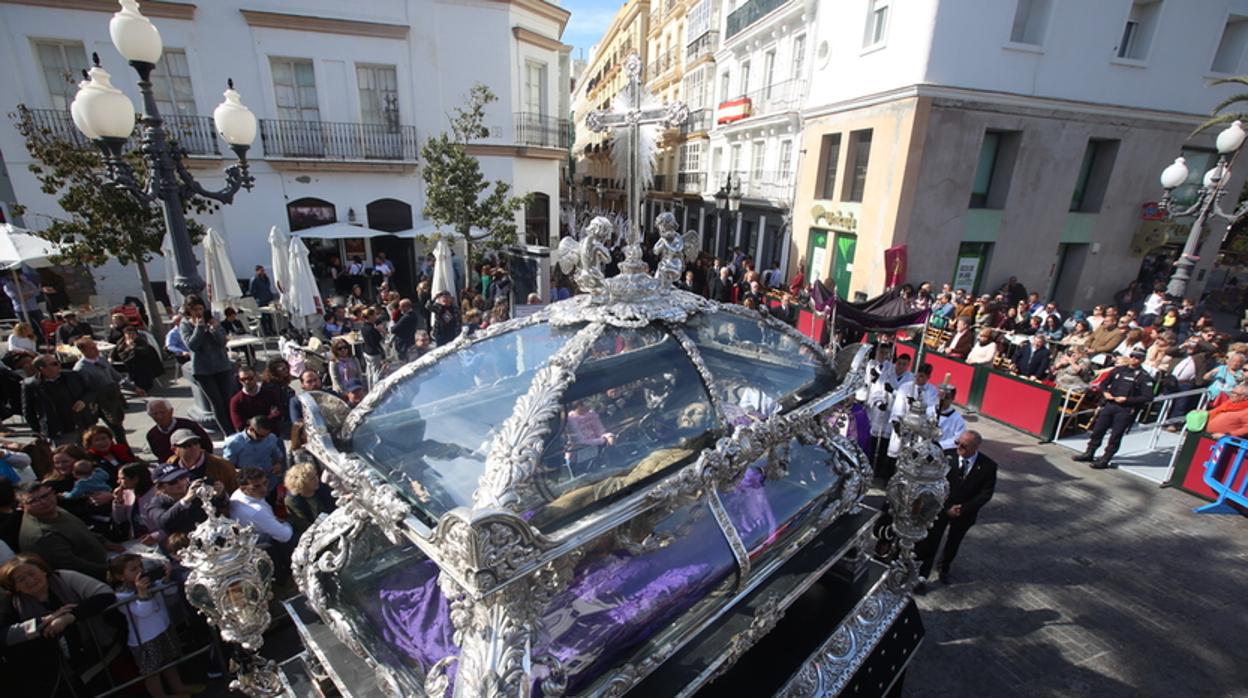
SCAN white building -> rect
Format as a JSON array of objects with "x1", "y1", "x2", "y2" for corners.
[
  {"x1": 790, "y1": 0, "x2": 1248, "y2": 304},
  {"x1": 0, "y1": 0, "x2": 571, "y2": 305},
  {"x1": 699, "y1": 0, "x2": 812, "y2": 271}
]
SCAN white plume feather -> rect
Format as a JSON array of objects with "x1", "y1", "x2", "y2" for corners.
[{"x1": 611, "y1": 92, "x2": 661, "y2": 192}]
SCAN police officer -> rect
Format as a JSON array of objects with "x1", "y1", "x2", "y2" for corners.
[{"x1": 1074, "y1": 347, "x2": 1154, "y2": 469}]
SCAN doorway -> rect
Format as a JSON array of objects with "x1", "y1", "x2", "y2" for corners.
[
  {"x1": 831, "y1": 232, "x2": 857, "y2": 299},
  {"x1": 806, "y1": 229, "x2": 829, "y2": 287}
]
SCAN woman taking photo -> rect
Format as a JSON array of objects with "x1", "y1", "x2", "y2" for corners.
[
  {"x1": 0, "y1": 552, "x2": 122, "y2": 695},
  {"x1": 179, "y1": 295, "x2": 237, "y2": 435}
]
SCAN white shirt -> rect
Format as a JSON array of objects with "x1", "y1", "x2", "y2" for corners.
[
  {"x1": 229, "y1": 489, "x2": 293, "y2": 543},
  {"x1": 1173, "y1": 356, "x2": 1197, "y2": 383},
  {"x1": 1143, "y1": 292, "x2": 1165, "y2": 316},
  {"x1": 966, "y1": 341, "x2": 998, "y2": 365},
  {"x1": 956, "y1": 452, "x2": 978, "y2": 477},
  {"x1": 7, "y1": 335, "x2": 36, "y2": 354},
  {"x1": 938, "y1": 408, "x2": 968, "y2": 451},
  {"x1": 114, "y1": 589, "x2": 172, "y2": 646}
]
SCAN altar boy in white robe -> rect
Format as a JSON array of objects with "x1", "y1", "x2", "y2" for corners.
[
  {"x1": 936, "y1": 385, "x2": 967, "y2": 452},
  {"x1": 886, "y1": 362, "x2": 941, "y2": 463},
  {"x1": 864, "y1": 346, "x2": 911, "y2": 463}
]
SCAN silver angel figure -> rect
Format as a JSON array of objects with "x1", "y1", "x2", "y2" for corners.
[
  {"x1": 652, "y1": 212, "x2": 698, "y2": 287},
  {"x1": 556, "y1": 216, "x2": 613, "y2": 296}
]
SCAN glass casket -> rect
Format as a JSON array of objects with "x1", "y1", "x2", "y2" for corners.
[{"x1": 289, "y1": 276, "x2": 927, "y2": 697}]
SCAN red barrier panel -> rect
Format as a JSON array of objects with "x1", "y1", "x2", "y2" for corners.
[
  {"x1": 796, "y1": 310, "x2": 826, "y2": 343},
  {"x1": 923, "y1": 352, "x2": 976, "y2": 407},
  {"x1": 978, "y1": 372, "x2": 1058, "y2": 438},
  {"x1": 1179, "y1": 435, "x2": 1220, "y2": 500}
]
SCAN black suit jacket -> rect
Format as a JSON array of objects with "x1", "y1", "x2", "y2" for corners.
[
  {"x1": 709, "y1": 277, "x2": 734, "y2": 303},
  {"x1": 945, "y1": 451, "x2": 997, "y2": 523},
  {"x1": 1011, "y1": 343, "x2": 1051, "y2": 378}
]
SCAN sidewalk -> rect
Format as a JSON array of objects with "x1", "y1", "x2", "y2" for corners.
[{"x1": 905, "y1": 414, "x2": 1248, "y2": 697}]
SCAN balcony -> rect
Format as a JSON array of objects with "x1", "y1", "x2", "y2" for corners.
[
  {"x1": 514, "y1": 113, "x2": 571, "y2": 149},
  {"x1": 715, "y1": 170, "x2": 795, "y2": 202},
  {"x1": 725, "y1": 0, "x2": 794, "y2": 40},
  {"x1": 681, "y1": 108, "x2": 714, "y2": 134},
  {"x1": 259, "y1": 119, "x2": 418, "y2": 161},
  {"x1": 715, "y1": 78, "x2": 806, "y2": 125},
  {"x1": 23, "y1": 108, "x2": 220, "y2": 156},
  {"x1": 647, "y1": 51, "x2": 674, "y2": 81},
  {"x1": 678, "y1": 171, "x2": 706, "y2": 193},
  {"x1": 652, "y1": 174, "x2": 672, "y2": 192},
  {"x1": 686, "y1": 31, "x2": 719, "y2": 64}
]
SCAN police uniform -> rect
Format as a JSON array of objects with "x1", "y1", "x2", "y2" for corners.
[{"x1": 1075, "y1": 359, "x2": 1154, "y2": 468}]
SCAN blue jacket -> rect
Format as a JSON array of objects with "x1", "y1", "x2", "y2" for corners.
[{"x1": 222, "y1": 431, "x2": 285, "y2": 471}]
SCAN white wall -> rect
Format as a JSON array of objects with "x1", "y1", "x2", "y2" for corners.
[{"x1": 0, "y1": 0, "x2": 568, "y2": 301}]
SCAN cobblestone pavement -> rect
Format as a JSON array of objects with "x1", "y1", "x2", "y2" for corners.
[{"x1": 904, "y1": 415, "x2": 1248, "y2": 698}]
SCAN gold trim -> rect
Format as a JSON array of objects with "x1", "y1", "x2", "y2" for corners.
[
  {"x1": 0, "y1": 0, "x2": 195, "y2": 19},
  {"x1": 466, "y1": 143, "x2": 566, "y2": 161},
  {"x1": 240, "y1": 9, "x2": 409, "y2": 39},
  {"x1": 512, "y1": 26, "x2": 562, "y2": 51}
]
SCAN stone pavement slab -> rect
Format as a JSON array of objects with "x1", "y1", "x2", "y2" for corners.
[{"x1": 905, "y1": 415, "x2": 1248, "y2": 698}]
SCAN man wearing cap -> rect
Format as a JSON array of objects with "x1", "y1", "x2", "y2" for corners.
[
  {"x1": 1074, "y1": 348, "x2": 1154, "y2": 469},
  {"x1": 145, "y1": 462, "x2": 227, "y2": 539},
  {"x1": 53, "y1": 310, "x2": 95, "y2": 346},
  {"x1": 168, "y1": 428, "x2": 238, "y2": 494}
]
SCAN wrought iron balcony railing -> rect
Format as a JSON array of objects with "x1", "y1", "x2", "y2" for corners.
[
  {"x1": 514, "y1": 113, "x2": 571, "y2": 149},
  {"x1": 24, "y1": 108, "x2": 220, "y2": 155},
  {"x1": 647, "y1": 51, "x2": 674, "y2": 81},
  {"x1": 725, "y1": 0, "x2": 794, "y2": 40},
  {"x1": 258, "y1": 119, "x2": 418, "y2": 161},
  {"x1": 652, "y1": 174, "x2": 672, "y2": 192},
  {"x1": 716, "y1": 78, "x2": 806, "y2": 123},
  {"x1": 686, "y1": 31, "x2": 719, "y2": 64}
]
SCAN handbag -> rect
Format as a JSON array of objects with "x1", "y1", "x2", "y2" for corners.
[{"x1": 1185, "y1": 410, "x2": 1209, "y2": 432}]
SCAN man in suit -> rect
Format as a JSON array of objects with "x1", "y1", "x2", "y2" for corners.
[
  {"x1": 941, "y1": 318, "x2": 974, "y2": 358},
  {"x1": 708, "y1": 267, "x2": 734, "y2": 304},
  {"x1": 1011, "y1": 333, "x2": 1051, "y2": 379},
  {"x1": 915, "y1": 429, "x2": 997, "y2": 592}
]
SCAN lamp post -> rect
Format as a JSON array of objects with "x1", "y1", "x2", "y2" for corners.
[
  {"x1": 1157, "y1": 119, "x2": 1248, "y2": 300},
  {"x1": 713, "y1": 172, "x2": 742, "y2": 258},
  {"x1": 71, "y1": 0, "x2": 257, "y2": 300}
]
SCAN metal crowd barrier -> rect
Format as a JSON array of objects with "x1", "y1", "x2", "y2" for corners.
[
  {"x1": 64, "y1": 577, "x2": 224, "y2": 697},
  {"x1": 1192, "y1": 435, "x2": 1248, "y2": 514}
]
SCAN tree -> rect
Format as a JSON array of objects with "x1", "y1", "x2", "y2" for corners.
[
  {"x1": 9, "y1": 104, "x2": 219, "y2": 339},
  {"x1": 420, "y1": 84, "x2": 529, "y2": 278}
]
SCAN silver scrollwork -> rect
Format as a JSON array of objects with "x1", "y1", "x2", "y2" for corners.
[{"x1": 884, "y1": 391, "x2": 950, "y2": 591}]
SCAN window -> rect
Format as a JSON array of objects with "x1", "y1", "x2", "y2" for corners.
[
  {"x1": 763, "y1": 50, "x2": 776, "y2": 98},
  {"x1": 1117, "y1": 1, "x2": 1162, "y2": 61},
  {"x1": 524, "y1": 61, "x2": 548, "y2": 116},
  {"x1": 152, "y1": 49, "x2": 195, "y2": 117},
  {"x1": 968, "y1": 130, "x2": 1022, "y2": 209},
  {"x1": 844, "y1": 129, "x2": 872, "y2": 202},
  {"x1": 730, "y1": 143, "x2": 742, "y2": 176},
  {"x1": 1009, "y1": 0, "x2": 1051, "y2": 45},
  {"x1": 1212, "y1": 15, "x2": 1248, "y2": 73},
  {"x1": 740, "y1": 62, "x2": 751, "y2": 95},
  {"x1": 792, "y1": 35, "x2": 806, "y2": 79},
  {"x1": 712, "y1": 147, "x2": 723, "y2": 180},
  {"x1": 778, "y1": 140, "x2": 793, "y2": 182},
  {"x1": 751, "y1": 140, "x2": 766, "y2": 180},
  {"x1": 357, "y1": 64, "x2": 399, "y2": 127},
  {"x1": 816, "y1": 133, "x2": 841, "y2": 200},
  {"x1": 1069, "y1": 139, "x2": 1119, "y2": 212},
  {"x1": 863, "y1": 0, "x2": 890, "y2": 49},
  {"x1": 1171, "y1": 147, "x2": 1216, "y2": 207},
  {"x1": 271, "y1": 58, "x2": 319, "y2": 121},
  {"x1": 33, "y1": 39, "x2": 87, "y2": 110},
  {"x1": 721, "y1": 71, "x2": 731, "y2": 101},
  {"x1": 684, "y1": 68, "x2": 707, "y2": 109},
  {"x1": 679, "y1": 141, "x2": 702, "y2": 172},
  {"x1": 969, "y1": 132, "x2": 1001, "y2": 209}
]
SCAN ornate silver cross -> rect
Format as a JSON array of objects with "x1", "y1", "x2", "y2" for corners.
[{"x1": 586, "y1": 52, "x2": 689, "y2": 274}]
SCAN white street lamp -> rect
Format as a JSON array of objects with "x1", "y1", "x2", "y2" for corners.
[
  {"x1": 1159, "y1": 157, "x2": 1188, "y2": 190},
  {"x1": 68, "y1": 0, "x2": 256, "y2": 300},
  {"x1": 1216, "y1": 119, "x2": 1247, "y2": 154},
  {"x1": 213, "y1": 80, "x2": 258, "y2": 146}
]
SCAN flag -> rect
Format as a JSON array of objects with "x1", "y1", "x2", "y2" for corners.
[{"x1": 884, "y1": 245, "x2": 907, "y2": 289}]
